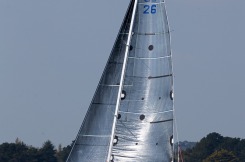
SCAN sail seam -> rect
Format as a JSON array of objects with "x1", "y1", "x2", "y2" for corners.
[
  {"x1": 119, "y1": 110, "x2": 173, "y2": 114},
  {"x1": 138, "y1": 2, "x2": 165, "y2": 4},
  {"x1": 120, "y1": 31, "x2": 171, "y2": 35},
  {"x1": 128, "y1": 56, "x2": 171, "y2": 60},
  {"x1": 134, "y1": 31, "x2": 170, "y2": 35}
]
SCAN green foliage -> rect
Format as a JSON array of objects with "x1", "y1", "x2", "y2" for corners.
[
  {"x1": 39, "y1": 140, "x2": 57, "y2": 162},
  {"x1": 0, "y1": 142, "x2": 41, "y2": 162},
  {"x1": 203, "y1": 149, "x2": 239, "y2": 162},
  {"x1": 182, "y1": 132, "x2": 245, "y2": 162},
  {"x1": 0, "y1": 139, "x2": 72, "y2": 162},
  {"x1": 56, "y1": 142, "x2": 73, "y2": 162}
]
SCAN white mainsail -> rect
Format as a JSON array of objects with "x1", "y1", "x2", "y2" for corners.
[{"x1": 66, "y1": 0, "x2": 174, "y2": 161}]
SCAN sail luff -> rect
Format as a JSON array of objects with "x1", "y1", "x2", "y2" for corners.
[
  {"x1": 66, "y1": 1, "x2": 136, "y2": 161},
  {"x1": 106, "y1": 0, "x2": 138, "y2": 161}
]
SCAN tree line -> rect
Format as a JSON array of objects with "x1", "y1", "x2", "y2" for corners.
[
  {"x1": 181, "y1": 132, "x2": 245, "y2": 161},
  {"x1": 0, "y1": 138, "x2": 72, "y2": 162},
  {"x1": 1, "y1": 132, "x2": 245, "y2": 161}
]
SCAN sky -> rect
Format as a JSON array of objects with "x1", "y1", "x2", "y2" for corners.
[{"x1": 0, "y1": 0, "x2": 245, "y2": 147}]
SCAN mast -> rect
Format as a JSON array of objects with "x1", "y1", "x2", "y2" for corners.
[{"x1": 106, "y1": 0, "x2": 138, "y2": 161}]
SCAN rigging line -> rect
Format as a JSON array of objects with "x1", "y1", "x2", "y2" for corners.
[
  {"x1": 107, "y1": 0, "x2": 138, "y2": 161},
  {"x1": 179, "y1": 145, "x2": 184, "y2": 162},
  {"x1": 174, "y1": 109, "x2": 180, "y2": 161}
]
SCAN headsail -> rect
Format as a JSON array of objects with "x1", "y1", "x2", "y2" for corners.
[{"x1": 67, "y1": 0, "x2": 174, "y2": 161}]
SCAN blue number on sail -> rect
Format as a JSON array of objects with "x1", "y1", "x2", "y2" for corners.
[
  {"x1": 143, "y1": 5, "x2": 157, "y2": 14},
  {"x1": 143, "y1": 5, "x2": 150, "y2": 14},
  {"x1": 151, "y1": 5, "x2": 156, "y2": 14}
]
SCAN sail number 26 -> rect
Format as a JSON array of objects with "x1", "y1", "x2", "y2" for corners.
[
  {"x1": 143, "y1": 5, "x2": 157, "y2": 14},
  {"x1": 143, "y1": 0, "x2": 157, "y2": 14}
]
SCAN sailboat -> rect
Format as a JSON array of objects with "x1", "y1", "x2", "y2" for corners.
[{"x1": 67, "y1": 0, "x2": 175, "y2": 161}]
